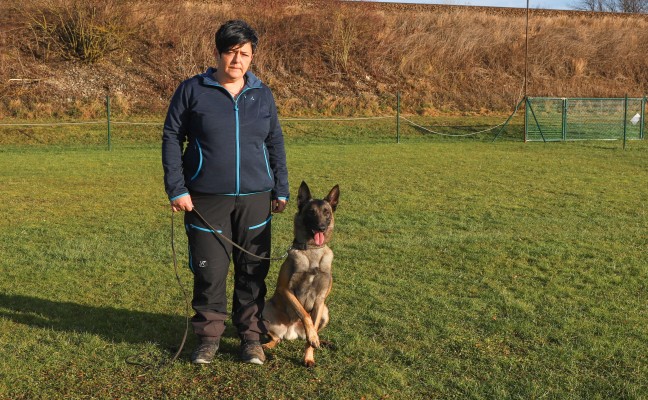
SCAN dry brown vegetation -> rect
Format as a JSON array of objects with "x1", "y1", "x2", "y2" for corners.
[{"x1": 1, "y1": 0, "x2": 647, "y2": 118}]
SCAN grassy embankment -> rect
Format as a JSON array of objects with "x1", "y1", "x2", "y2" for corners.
[{"x1": 1, "y1": 0, "x2": 647, "y2": 119}]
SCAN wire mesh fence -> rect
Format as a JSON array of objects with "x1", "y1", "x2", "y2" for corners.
[
  {"x1": 0, "y1": 94, "x2": 644, "y2": 148},
  {"x1": 525, "y1": 97, "x2": 646, "y2": 142}
]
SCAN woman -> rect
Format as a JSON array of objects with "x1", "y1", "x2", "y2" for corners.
[{"x1": 162, "y1": 20, "x2": 289, "y2": 365}]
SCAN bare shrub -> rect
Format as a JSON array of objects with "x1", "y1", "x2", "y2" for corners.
[
  {"x1": 321, "y1": 10, "x2": 358, "y2": 72},
  {"x1": 25, "y1": 0, "x2": 135, "y2": 63}
]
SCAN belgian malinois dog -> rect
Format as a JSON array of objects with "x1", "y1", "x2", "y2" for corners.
[{"x1": 263, "y1": 181, "x2": 340, "y2": 367}]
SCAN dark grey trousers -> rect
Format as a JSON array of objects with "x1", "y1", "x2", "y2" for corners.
[{"x1": 184, "y1": 191, "x2": 272, "y2": 342}]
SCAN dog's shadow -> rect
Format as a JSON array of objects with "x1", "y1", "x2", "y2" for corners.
[{"x1": 0, "y1": 293, "x2": 187, "y2": 349}]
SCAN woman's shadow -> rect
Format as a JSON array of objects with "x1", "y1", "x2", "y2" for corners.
[{"x1": 0, "y1": 293, "x2": 189, "y2": 350}]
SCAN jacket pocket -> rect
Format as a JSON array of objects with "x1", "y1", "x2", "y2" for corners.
[
  {"x1": 183, "y1": 138, "x2": 204, "y2": 182},
  {"x1": 248, "y1": 215, "x2": 272, "y2": 231},
  {"x1": 262, "y1": 143, "x2": 273, "y2": 181}
]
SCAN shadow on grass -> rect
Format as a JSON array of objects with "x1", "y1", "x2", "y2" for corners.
[
  {"x1": 0, "y1": 293, "x2": 189, "y2": 348},
  {"x1": 0, "y1": 293, "x2": 336, "y2": 365}
]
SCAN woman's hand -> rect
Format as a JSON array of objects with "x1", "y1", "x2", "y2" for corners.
[
  {"x1": 272, "y1": 199, "x2": 287, "y2": 213},
  {"x1": 171, "y1": 195, "x2": 194, "y2": 212}
]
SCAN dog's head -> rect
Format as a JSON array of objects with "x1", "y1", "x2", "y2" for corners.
[{"x1": 294, "y1": 181, "x2": 340, "y2": 247}]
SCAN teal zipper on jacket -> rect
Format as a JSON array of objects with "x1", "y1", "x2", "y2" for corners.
[
  {"x1": 234, "y1": 87, "x2": 253, "y2": 195},
  {"x1": 234, "y1": 100, "x2": 240, "y2": 194},
  {"x1": 203, "y1": 75, "x2": 258, "y2": 196}
]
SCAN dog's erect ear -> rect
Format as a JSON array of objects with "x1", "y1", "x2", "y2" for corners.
[
  {"x1": 325, "y1": 184, "x2": 340, "y2": 211},
  {"x1": 297, "y1": 181, "x2": 312, "y2": 211}
]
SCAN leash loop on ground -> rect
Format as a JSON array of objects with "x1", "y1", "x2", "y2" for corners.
[{"x1": 126, "y1": 211, "x2": 190, "y2": 370}]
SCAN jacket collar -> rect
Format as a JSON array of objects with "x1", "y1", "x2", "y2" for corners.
[{"x1": 199, "y1": 67, "x2": 262, "y2": 89}]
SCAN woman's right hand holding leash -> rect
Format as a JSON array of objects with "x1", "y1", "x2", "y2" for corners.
[{"x1": 171, "y1": 195, "x2": 194, "y2": 212}]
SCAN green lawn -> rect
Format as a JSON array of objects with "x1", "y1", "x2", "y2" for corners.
[{"x1": 0, "y1": 135, "x2": 646, "y2": 399}]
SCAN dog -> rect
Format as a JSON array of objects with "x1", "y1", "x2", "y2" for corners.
[{"x1": 263, "y1": 181, "x2": 340, "y2": 367}]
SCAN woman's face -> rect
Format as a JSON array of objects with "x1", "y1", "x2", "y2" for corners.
[{"x1": 215, "y1": 42, "x2": 254, "y2": 82}]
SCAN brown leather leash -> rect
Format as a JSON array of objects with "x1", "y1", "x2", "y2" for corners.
[{"x1": 191, "y1": 208, "x2": 290, "y2": 262}]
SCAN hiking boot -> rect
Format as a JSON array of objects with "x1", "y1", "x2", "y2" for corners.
[
  {"x1": 191, "y1": 340, "x2": 219, "y2": 364},
  {"x1": 240, "y1": 340, "x2": 265, "y2": 365}
]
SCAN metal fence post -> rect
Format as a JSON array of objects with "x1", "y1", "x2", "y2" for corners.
[
  {"x1": 524, "y1": 97, "x2": 528, "y2": 142},
  {"x1": 562, "y1": 98, "x2": 567, "y2": 141},
  {"x1": 106, "y1": 95, "x2": 112, "y2": 151}
]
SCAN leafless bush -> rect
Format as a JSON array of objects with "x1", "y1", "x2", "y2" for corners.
[
  {"x1": 25, "y1": 0, "x2": 134, "y2": 63},
  {"x1": 321, "y1": 10, "x2": 357, "y2": 72}
]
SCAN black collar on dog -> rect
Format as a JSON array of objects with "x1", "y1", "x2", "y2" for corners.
[{"x1": 291, "y1": 240, "x2": 326, "y2": 250}]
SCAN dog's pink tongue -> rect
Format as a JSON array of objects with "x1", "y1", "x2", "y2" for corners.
[{"x1": 314, "y1": 232, "x2": 325, "y2": 246}]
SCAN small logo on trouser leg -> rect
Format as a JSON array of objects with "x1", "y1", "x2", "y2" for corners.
[{"x1": 199, "y1": 260, "x2": 208, "y2": 268}]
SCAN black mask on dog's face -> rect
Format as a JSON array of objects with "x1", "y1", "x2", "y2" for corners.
[{"x1": 302, "y1": 201, "x2": 332, "y2": 233}]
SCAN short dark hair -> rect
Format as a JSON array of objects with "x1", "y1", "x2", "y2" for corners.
[{"x1": 215, "y1": 20, "x2": 259, "y2": 54}]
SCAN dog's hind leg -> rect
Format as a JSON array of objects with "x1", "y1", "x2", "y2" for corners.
[
  {"x1": 263, "y1": 332, "x2": 281, "y2": 350},
  {"x1": 262, "y1": 300, "x2": 286, "y2": 350}
]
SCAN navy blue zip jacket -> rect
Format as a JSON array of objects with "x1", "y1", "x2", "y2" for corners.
[{"x1": 162, "y1": 68, "x2": 289, "y2": 202}]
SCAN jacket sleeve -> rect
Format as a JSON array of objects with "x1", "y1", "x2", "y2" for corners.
[
  {"x1": 264, "y1": 87, "x2": 290, "y2": 200},
  {"x1": 162, "y1": 81, "x2": 190, "y2": 201}
]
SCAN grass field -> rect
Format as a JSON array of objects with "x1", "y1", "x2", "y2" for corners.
[{"x1": 0, "y1": 130, "x2": 647, "y2": 399}]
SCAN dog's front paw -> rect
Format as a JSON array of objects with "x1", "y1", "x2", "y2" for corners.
[
  {"x1": 304, "y1": 358, "x2": 316, "y2": 368},
  {"x1": 307, "y1": 332, "x2": 320, "y2": 348}
]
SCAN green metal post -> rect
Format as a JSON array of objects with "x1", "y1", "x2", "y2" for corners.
[
  {"x1": 562, "y1": 98, "x2": 567, "y2": 141},
  {"x1": 106, "y1": 95, "x2": 112, "y2": 151},
  {"x1": 396, "y1": 91, "x2": 400, "y2": 144},
  {"x1": 623, "y1": 94, "x2": 627, "y2": 150}
]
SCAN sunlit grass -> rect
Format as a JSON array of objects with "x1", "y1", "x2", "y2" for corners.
[{"x1": 0, "y1": 136, "x2": 646, "y2": 398}]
